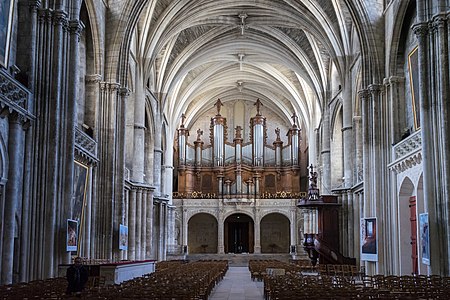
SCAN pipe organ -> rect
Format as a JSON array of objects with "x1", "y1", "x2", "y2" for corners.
[{"x1": 175, "y1": 99, "x2": 303, "y2": 199}]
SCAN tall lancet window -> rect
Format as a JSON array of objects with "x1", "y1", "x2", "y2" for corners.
[
  {"x1": 251, "y1": 99, "x2": 266, "y2": 166},
  {"x1": 211, "y1": 99, "x2": 226, "y2": 166}
]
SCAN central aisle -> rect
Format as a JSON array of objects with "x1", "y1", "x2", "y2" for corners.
[{"x1": 209, "y1": 266, "x2": 264, "y2": 300}]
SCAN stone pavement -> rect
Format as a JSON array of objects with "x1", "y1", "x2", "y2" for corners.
[{"x1": 209, "y1": 266, "x2": 264, "y2": 300}]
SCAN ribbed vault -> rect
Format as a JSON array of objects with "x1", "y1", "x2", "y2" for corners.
[{"x1": 117, "y1": 0, "x2": 370, "y2": 134}]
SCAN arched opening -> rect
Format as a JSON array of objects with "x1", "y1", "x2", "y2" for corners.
[
  {"x1": 398, "y1": 177, "x2": 416, "y2": 275},
  {"x1": 260, "y1": 213, "x2": 290, "y2": 253},
  {"x1": 188, "y1": 213, "x2": 218, "y2": 254},
  {"x1": 224, "y1": 214, "x2": 254, "y2": 254}
]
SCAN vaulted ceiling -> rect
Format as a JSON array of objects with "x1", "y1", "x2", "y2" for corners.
[{"x1": 133, "y1": 0, "x2": 359, "y2": 133}]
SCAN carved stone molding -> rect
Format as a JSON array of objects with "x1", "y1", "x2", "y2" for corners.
[
  {"x1": 0, "y1": 69, "x2": 34, "y2": 123},
  {"x1": 389, "y1": 130, "x2": 422, "y2": 174},
  {"x1": 393, "y1": 130, "x2": 421, "y2": 160},
  {"x1": 75, "y1": 126, "x2": 98, "y2": 164}
]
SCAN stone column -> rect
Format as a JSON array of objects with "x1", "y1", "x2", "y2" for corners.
[
  {"x1": 182, "y1": 201, "x2": 188, "y2": 254},
  {"x1": 146, "y1": 188, "x2": 155, "y2": 259},
  {"x1": 254, "y1": 207, "x2": 261, "y2": 253},
  {"x1": 135, "y1": 189, "x2": 142, "y2": 260},
  {"x1": 19, "y1": 1, "x2": 40, "y2": 282},
  {"x1": 217, "y1": 209, "x2": 225, "y2": 254},
  {"x1": 153, "y1": 114, "x2": 163, "y2": 196},
  {"x1": 433, "y1": 15, "x2": 450, "y2": 270},
  {"x1": 141, "y1": 191, "x2": 147, "y2": 259},
  {"x1": 289, "y1": 208, "x2": 297, "y2": 252},
  {"x1": 347, "y1": 192, "x2": 355, "y2": 257},
  {"x1": 162, "y1": 165, "x2": 174, "y2": 198},
  {"x1": 158, "y1": 202, "x2": 167, "y2": 260},
  {"x1": 342, "y1": 78, "x2": 354, "y2": 187},
  {"x1": 127, "y1": 189, "x2": 137, "y2": 260},
  {"x1": 1, "y1": 115, "x2": 26, "y2": 284},
  {"x1": 84, "y1": 74, "x2": 102, "y2": 134},
  {"x1": 353, "y1": 116, "x2": 363, "y2": 182},
  {"x1": 386, "y1": 76, "x2": 405, "y2": 144},
  {"x1": 359, "y1": 89, "x2": 371, "y2": 216},
  {"x1": 368, "y1": 84, "x2": 383, "y2": 211},
  {"x1": 413, "y1": 21, "x2": 442, "y2": 274},
  {"x1": 321, "y1": 93, "x2": 331, "y2": 192}
]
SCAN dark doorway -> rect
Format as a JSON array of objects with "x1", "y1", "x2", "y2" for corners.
[{"x1": 224, "y1": 214, "x2": 254, "y2": 253}]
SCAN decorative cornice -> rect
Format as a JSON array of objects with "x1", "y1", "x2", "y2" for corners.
[{"x1": 389, "y1": 152, "x2": 422, "y2": 174}]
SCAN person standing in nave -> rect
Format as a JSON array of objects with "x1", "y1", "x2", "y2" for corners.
[{"x1": 66, "y1": 257, "x2": 89, "y2": 296}]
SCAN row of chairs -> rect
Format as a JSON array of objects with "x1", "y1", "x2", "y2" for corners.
[
  {"x1": 1, "y1": 260, "x2": 227, "y2": 299},
  {"x1": 264, "y1": 272, "x2": 450, "y2": 299},
  {"x1": 77, "y1": 260, "x2": 228, "y2": 299},
  {"x1": 316, "y1": 263, "x2": 364, "y2": 279}
]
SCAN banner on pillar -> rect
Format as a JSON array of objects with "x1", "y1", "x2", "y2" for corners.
[
  {"x1": 119, "y1": 224, "x2": 128, "y2": 250},
  {"x1": 67, "y1": 219, "x2": 78, "y2": 252},
  {"x1": 360, "y1": 217, "x2": 377, "y2": 261},
  {"x1": 419, "y1": 213, "x2": 430, "y2": 265}
]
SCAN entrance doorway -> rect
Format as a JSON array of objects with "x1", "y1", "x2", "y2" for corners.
[{"x1": 224, "y1": 214, "x2": 254, "y2": 253}]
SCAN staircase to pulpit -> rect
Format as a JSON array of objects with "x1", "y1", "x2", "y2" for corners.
[{"x1": 297, "y1": 165, "x2": 356, "y2": 266}]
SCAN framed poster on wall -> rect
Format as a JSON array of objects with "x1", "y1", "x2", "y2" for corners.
[
  {"x1": 67, "y1": 219, "x2": 78, "y2": 252},
  {"x1": 419, "y1": 213, "x2": 430, "y2": 265},
  {"x1": 361, "y1": 217, "x2": 378, "y2": 261},
  {"x1": 0, "y1": 0, "x2": 15, "y2": 68},
  {"x1": 119, "y1": 224, "x2": 128, "y2": 250}
]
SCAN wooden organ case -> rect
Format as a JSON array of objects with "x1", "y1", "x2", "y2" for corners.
[{"x1": 175, "y1": 99, "x2": 303, "y2": 199}]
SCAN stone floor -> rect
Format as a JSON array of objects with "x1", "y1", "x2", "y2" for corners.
[{"x1": 209, "y1": 266, "x2": 264, "y2": 300}]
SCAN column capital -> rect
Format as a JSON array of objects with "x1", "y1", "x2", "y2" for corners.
[
  {"x1": 53, "y1": 10, "x2": 68, "y2": 26},
  {"x1": 68, "y1": 19, "x2": 85, "y2": 39},
  {"x1": 431, "y1": 14, "x2": 447, "y2": 29},
  {"x1": 357, "y1": 89, "x2": 369, "y2": 100},
  {"x1": 389, "y1": 76, "x2": 405, "y2": 84},
  {"x1": 8, "y1": 112, "x2": 31, "y2": 130},
  {"x1": 119, "y1": 87, "x2": 131, "y2": 97},
  {"x1": 85, "y1": 74, "x2": 102, "y2": 84},
  {"x1": 412, "y1": 22, "x2": 429, "y2": 37},
  {"x1": 368, "y1": 84, "x2": 383, "y2": 93},
  {"x1": 28, "y1": 0, "x2": 41, "y2": 11}
]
